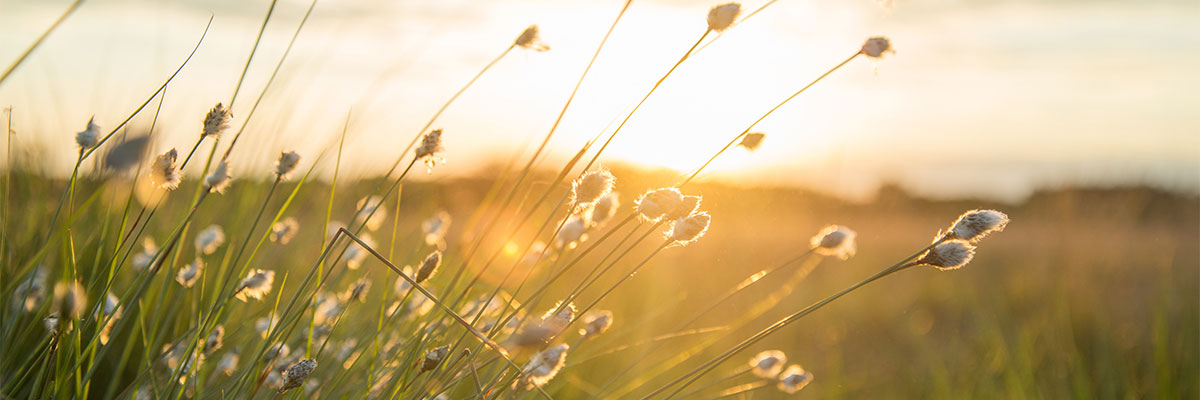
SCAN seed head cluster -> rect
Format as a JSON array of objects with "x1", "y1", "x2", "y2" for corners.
[
  {"x1": 810, "y1": 225, "x2": 857, "y2": 260},
  {"x1": 202, "y1": 102, "x2": 232, "y2": 138},
  {"x1": 150, "y1": 149, "x2": 181, "y2": 190},
  {"x1": 707, "y1": 3, "x2": 741, "y2": 32},
  {"x1": 515, "y1": 25, "x2": 550, "y2": 51}
]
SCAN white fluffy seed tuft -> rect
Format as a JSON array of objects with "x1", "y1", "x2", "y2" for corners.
[
  {"x1": 749, "y1": 350, "x2": 787, "y2": 378},
  {"x1": 275, "y1": 151, "x2": 301, "y2": 179},
  {"x1": 204, "y1": 160, "x2": 232, "y2": 193},
  {"x1": 234, "y1": 269, "x2": 275, "y2": 301},
  {"x1": 669, "y1": 212, "x2": 711, "y2": 245},
  {"x1": 150, "y1": 149, "x2": 181, "y2": 190},
  {"x1": 947, "y1": 209, "x2": 1009, "y2": 242},
  {"x1": 202, "y1": 103, "x2": 232, "y2": 138},
  {"x1": 917, "y1": 240, "x2": 976, "y2": 270},
  {"x1": 809, "y1": 225, "x2": 857, "y2": 260}
]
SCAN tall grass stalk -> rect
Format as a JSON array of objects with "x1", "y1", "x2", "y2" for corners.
[
  {"x1": 0, "y1": 0, "x2": 85, "y2": 87},
  {"x1": 594, "y1": 251, "x2": 820, "y2": 397},
  {"x1": 645, "y1": 238, "x2": 947, "y2": 399},
  {"x1": 679, "y1": 51, "x2": 861, "y2": 187}
]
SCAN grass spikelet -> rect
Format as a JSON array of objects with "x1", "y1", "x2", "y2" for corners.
[
  {"x1": 415, "y1": 128, "x2": 446, "y2": 172},
  {"x1": 74, "y1": 116, "x2": 99, "y2": 151},
  {"x1": 914, "y1": 240, "x2": 976, "y2": 270},
  {"x1": 416, "y1": 250, "x2": 442, "y2": 283},
  {"x1": 195, "y1": 224, "x2": 225, "y2": 255},
  {"x1": 515, "y1": 25, "x2": 550, "y2": 51},
  {"x1": 861, "y1": 36, "x2": 894, "y2": 58},
  {"x1": 52, "y1": 280, "x2": 87, "y2": 321},
  {"x1": 776, "y1": 364, "x2": 813, "y2": 393},
  {"x1": 149, "y1": 148, "x2": 181, "y2": 190},
  {"x1": 269, "y1": 217, "x2": 300, "y2": 244},
  {"x1": 573, "y1": 169, "x2": 615, "y2": 207},
  {"x1": 636, "y1": 188, "x2": 685, "y2": 222},
  {"x1": 201, "y1": 102, "x2": 232, "y2": 138},
  {"x1": 668, "y1": 211, "x2": 711, "y2": 245},
  {"x1": 749, "y1": 350, "x2": 786, "y2": 378},
  {"x1": 275, "y1": 151, "x2": 301, "y2": 179},
  {"x1": 204, "y1": 160, "x2": 232, "y2": 193},
  {"x1": 233, "y1": 268, "x2": 275, "y2": 301},
  {"x1": 176, "y1": 258, "x2": 203, "y2": 287},
  {"x1": 947, "y1": 209, "x2": 1009, "y2": 242},
  {"x1": 707, "y1": 3, "x2": 742, "y2": 32},
  {"x1": 579, "y1": 310, "x2": 614, "y2": 339},
  {"x1": 738, "y1": 132, "x2": 765, "y2": 151},
  {"x1": 422, "y1": 211, "x2": 451, "y2": 246},
  {"x1": 279, "y1": 359, "x2": 316, "y2": 393},
  {"x1": 810, "y1": 225, "x2": 857, "y2": 260},
  {"x1": 517, "y1": 344, "x2": 569, "y2": 389}
]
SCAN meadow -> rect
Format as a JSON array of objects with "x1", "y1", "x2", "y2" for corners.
[{"x1": 1, "y1": 1, "x2": 1197, "y2": 399}]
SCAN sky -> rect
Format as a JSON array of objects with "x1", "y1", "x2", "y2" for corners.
[{"x1": 1, "y1": 0, "x2": 1198, "y2": 202}]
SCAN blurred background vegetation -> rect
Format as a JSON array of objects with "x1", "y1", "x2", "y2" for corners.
[{"x1": 4, "y1": 163, "x2": 1194, "y2": 398}]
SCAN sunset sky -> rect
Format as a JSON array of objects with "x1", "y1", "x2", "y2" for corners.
[{"x1": 1, "y1": 0, "x2": 1197, "y2": 201}]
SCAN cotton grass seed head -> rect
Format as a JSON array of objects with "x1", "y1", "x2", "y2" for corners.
[
  {"x1": 132, "y1": 238, "x2": 158, "y2": 271},
  {"x1": 739, "y1": 132, "x2": 765, "y2": 151},
  {"x1": 579, "y1": 310, "x2": 613, "y2": 338},
  {"x1": 234, "y1": 269, "x2": 275, "y2": 301},
  {"x1": 749, "y1": 350, "x2": 787, "y2": 378},
  {"x1": 422, "y1": 345, "x2": 450, "y2": 372},
  {"x1": 202, "y1": 102, "x2": 232, "y2": 138},
  {"x1": 98, "y1": 292, "x2": 122, "y2": 344},
  {"x1": 204, "y1": 160, "x2": 232, "y2": 193},
  {"x1": 917, "y1": 240, "x2": 976, "y2": 270},
  {"x1": 665, "y1": 195, "x2": 701, "y2": 221},
  {"x1": 177, "y1": 259, "x2": 203, "y2": 287},
  {"x1": 777, "y1": 364, "x2": 813, "y2": 394},
  {"x1": 44, "y1": 313, "x2": 63, "y2": 334},
  {"x1": 573, "y1": 170, "x2": 615, "y2": 207},
  {"x1": 515, "y1": 25, "x2": 550, "y2": 51},
  {"x1": 669, "y1": 212, "x2": 711, "y2": 245},
  {"x1": 279, "y1": 359, "x2": 316, "y2": 393},
  {"x1": 270, "y1": 217, "x2": 300, "y2": 244},
  {"x1": 810, "y1": 225, "x2": 857, "y2": 260},
  {"x1": 195, "y1": 224, "x2": 225, "y2": 255},
  {"x1": 275, "y1": 151, "x2": 301, "y2": 179},
  {"x1": 255, "y1": 316, "x2": 276, "y2": 338},
  {"x1": 415, "y1": 128, "x2": 445, "y2": 172},
  {"x1": 707, "y1": 3, "x2": 741, "y2": 32},
  {"x1": 204, "y1": 325, "x2": 224, "y2": 354},
  {"x1": 53, "y1": 281, "x2": 87, "y2": 321},
  {"x1": 947, "y1": 209, "x2": 1009, "y2": 242},
  {"x1": 75, "y1": 117, "x2": 100, "y2": 150},
  {"x1": 149, "y1": 149, "x2": 181, "y2": 190},
  {"x1": 416, "y1": 250, "x2": 442, "y2": 283},
  {"x1": 555, "y1": 215, "x2": 588, "y2": 249},
  {"x1": 591, "y1": 192, "x2": 620, "y2": 226},
  {"x1": 636, "y1": 188, "x2": 685, "y2": 221},
  {"x1": 342, "y1": 278, "x2": 371, "y2": 303},
  {"x1": 217, "y1": 353, "x2": 238, "y2": 376},
  {"x1": 861, "y1": 36, "x2": 893, "y2": 58},
  {"x1": 518, "y1": 344, "x2": 569, "y2": 389},
  {"x1": 422, "y1": 211, "x2": 451, "y2": 246},
  {"x1": 354, "y1": 196, "x2": 388, "y2": 231},
  {"x1": 541, "y1": 301, "x2": 576, "y2": 332}
]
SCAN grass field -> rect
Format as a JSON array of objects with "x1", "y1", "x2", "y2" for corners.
[
  {"x1": 1, "y1": 1, "x2": 1196, "y2": 399},
  {"x1": 1, "y1": 163, "x2": 1195, "y2": 398}
]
